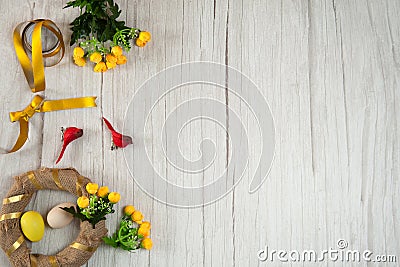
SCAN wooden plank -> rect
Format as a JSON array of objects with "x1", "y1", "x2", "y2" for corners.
[
  {"x1": 332, "y1": 0, "x2": 400, "y2": 260},
  {"x1": 228, "y1": 0, "x2": 314, "y2": 266}
]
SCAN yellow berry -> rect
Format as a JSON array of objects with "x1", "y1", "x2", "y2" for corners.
[
  {"x1": 73, "y1": 47, "x2": 85, "y2": 58},
  {"x1": 86, "y1": 183, "x2": 99, "y2": 195},
  {"x1": 111, "y1": 46, "x2": 123, "y2": 57},
  {"x1": 77, "y1": 196, "x2": 89, "y2": 209},
  {"x1": 108, "y1": 192, "x2": 121, "y2": 204},
  {"x1": 124, "y1": 205, "x2": 135, "y2": 216},
  {"x1": 94, "y1": 61, "x2": 107, "y2": 72},
  {"x1": 141, "y1": 221, "x2": 151, "y2": 229},
  {"x1": 116, "y1": 55, "x2": 127, "y2": 65},
  {"x1": 90, "y1": 52, "x2": 103, "y2": 63},
  {"x1": 131, "y1": 210, "x2": 143, "y2": 222},
  {"x1": 139, "y1": 31, "x2": 151, "y2": 42},
  {"x1": 136, "y1": 38, "x2": 146, "y2": 47},
  {"x1": 97, "y1": 186, "x2": 109, "y2": 198},
  {"x1": 138, "y1": 226, "x2": 150, "y2": 237},
  {"x1": 74, "y1": 57, "x2": 86, "y2": 67},
  {"x1": 141, "y1": 238, "x2": 153, "y2": 250},
  {"x1": 106, "y1": 61, "x2": 117, "y2": 69},
  {"x1": 106, "y1": 53, "x2": 117, "y2": 64}
]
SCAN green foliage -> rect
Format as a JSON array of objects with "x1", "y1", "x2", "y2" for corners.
[
  {"x1": 65, "y1": 0, "x2": 137, "y2": 51},
  {"x1": 102, "y1": 216, "x2": 141, "y2": 251},
  {"x1": 61, "y1": 202, "x2": 114, "y2": 228}
]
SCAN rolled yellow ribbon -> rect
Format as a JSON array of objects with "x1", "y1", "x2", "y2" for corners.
[
  {"x1": 14, "y1": 19, "x2": 64, "y2": 92},
  {"x1": 8, "y1": 95, "x2": 97, "y2": 153}
]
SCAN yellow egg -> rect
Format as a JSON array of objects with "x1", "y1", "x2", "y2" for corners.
[{"x1": 20, "y1": 211, "x2": 45, "y2": 242}]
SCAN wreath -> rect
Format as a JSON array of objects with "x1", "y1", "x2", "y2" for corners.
[{"x1": 0, "y1": 168, "x2": 107, "y2": 267}]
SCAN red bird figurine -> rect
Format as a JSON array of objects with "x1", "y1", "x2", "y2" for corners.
[
  {"x1": 102, "y1": 117, "x2": 133, "y2": 150},
  {"x1": 56, "y1": 127, "x2": 83, "y2": 164}
]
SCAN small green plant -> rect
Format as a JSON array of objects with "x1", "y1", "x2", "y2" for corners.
[
  {"x1": 65, "y1": 0, "x2": 151, "y2": 71},
  {"x1": 103, "y1": 205, "x2": 153, "y2": 251}
]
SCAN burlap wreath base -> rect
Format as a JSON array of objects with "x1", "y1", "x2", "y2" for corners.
[{"x1": 0, "y1": 167, "x2": 108, "y2": 267}]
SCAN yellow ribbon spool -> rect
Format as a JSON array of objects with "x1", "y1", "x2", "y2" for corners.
[
  {"x1": 14, "y1": 19, "x2": 64, "y2": 92},
  {"x1": 8, "y1": 19, "x2": 97, "y2": 153}
]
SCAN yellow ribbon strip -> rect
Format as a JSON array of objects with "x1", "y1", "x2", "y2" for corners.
[
  {"x1": 49, "y1": 255, "x2": 59, "y2": 267},
  {"x1": 27, "y1": 171, "x2": 43, "y2": 190},
  {"x1": 6, "y1": 235, "x2": 25, "y2": 257},
  {"x1": 76, "y1": 175, "x2": 85, "y2": 197},
  {"x1": 14, "y1": 19, "x2": 64, "y2": 92},
  {"x1": 3, "y1": 194, "x2": 30, "y2": 204},
  {"x1": 8, "y1": 95, "x2": 97, "y2": 153},
  {"x1": 0, "y1": 212, "x2": 22, "y2": 221},
  {"x1": 30, "y1": 254, "x2": 59, "y2": 266},
  {"x1": 69, "y1": 242, "x2": 97, "y2": 252},
  {"x1": 30, "y1": 254, "x2": 38, "y2": 267},
  {"x1": 52, "y1": 169, "x2": 64, "y2": 190}
]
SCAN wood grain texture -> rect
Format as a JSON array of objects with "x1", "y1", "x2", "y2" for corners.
[{"x1": 0, "y1": 0, "x2": 399, "y2": 266}]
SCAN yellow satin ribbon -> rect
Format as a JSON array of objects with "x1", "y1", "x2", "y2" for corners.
[
  {"x1": 30, "y1": 254, "x2": 38, "y2": 267},
  {"x1": 0, "y1": 212, "x2": 22, "y2": 221},
  {"x1": 8, "y1": 19, "x2": 97, "y2": 153},
  {"x1": 30, "y1": 255, "x2": 59, "y2": 267},
  {"x1": 14, "y1": 19, "x2": 64, "y2": 92},
  {"x1": 8, "y1": 95, "x2": 97, "y2": 153},
  {"x1": 76, "y1": 175, "x2": 85, "y2": 197},
  {"x1": 48, "y1": 255, "x2": 59, "y2": 267},
  {"x1": 69, "y1": 242, "x2": 97, "y2": 252},
  {"x1": 6, "y1": 235, "x2": 25, "y2": 257},
  {"x1": 3, "y1": 194, "x2": 30, "y2": 204},
  {"x1": 52, "y1": 169, "x2": 64, "y2": 190}
]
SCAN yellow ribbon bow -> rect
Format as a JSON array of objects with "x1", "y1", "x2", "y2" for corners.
[
  {"x1": 7, "y1": 19, "x2": 97, "y2": 153},
  {"x1": 8, "y1": 95, "x2": 97, "y2": 153},
  {"x1": 9, "y1": 95, "x2": 44, "y2": 123}
]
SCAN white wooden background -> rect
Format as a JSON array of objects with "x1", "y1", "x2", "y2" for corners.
[{"x1": 0, "y1": 0, "x2": 399, "y2": 266}]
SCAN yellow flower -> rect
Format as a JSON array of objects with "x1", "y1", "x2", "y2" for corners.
[
  {"x1": 77, "y1": 196, "x2": 89, "y2": 209},
  {"x1": 86, "y1": 183, "x2": 98, "y2": 194},
  {"x1": 73, "y1": 47, "x2": 85, "y2": 58},
  {"x1": 138, "y1": 31, "x2": 151, "y2": 42},
  {"x1": 106, "y1": 61, "x2": 117, "y2": 69},
  {"x1": 111, "y1": 46, "x2": 123, "y2": 57},
  {"x1": 94, "y1": 61, "x2": 107, "y2": 72},
  {"x1": 131, "y1": 210, "x2": 143, "y2": 223},
  {"x1": 116, "y1": 55, "x2": 127, "y2": 65},
  {"x1": 141, "y1": 238, "x2": 153, "y2": 250},
  {"x1": 124, "y1": 205, "x2": 135, "y2": 216},
  {"x1": 108, "y1": 192, "x2": 121, "y2": 204},
  {"x1": 136, "y1": 38, "x2": 146, "y2": 47},
  {"x1": 138, "y1": 226, "x2": 150, "y2": 237},
  {"x1": 97, "y1": 186, "x2": 109, "y2": 197},
  {"x1": 141, "y1": 221, "x2": 151, "y2": 230},
  {"x1": 106, "y1": 54, "x2": 117, "y2": 64},
  {"x1": 90, "y1": 52, "x2": 103, "y2": 63},
  {"x1": 74, "y1": 57, "x2": 86, "y2": 67}
]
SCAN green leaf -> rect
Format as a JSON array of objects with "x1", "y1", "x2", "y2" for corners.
[
  {"x1": 66, "y1": 0, "x2": 136, "y2": 47},
  {"x1": 102, "y1": 236, "x2": 119, "y2": 248}
]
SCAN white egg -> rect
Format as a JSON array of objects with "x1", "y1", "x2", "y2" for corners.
[{"x1": 47, "y1": 202, "x2": 75, "y2": 229}]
